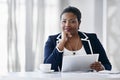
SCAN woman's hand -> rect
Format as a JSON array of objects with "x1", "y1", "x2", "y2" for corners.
[
  {"x1": 90, "y1": 61, "x2": 104, "y2": 72},
  {"x1": 56, "y1": 30, "x2": 72, "y2": 51},
  {"x1": 61, "y1": 30, "x2": 72, "y2": 43}
]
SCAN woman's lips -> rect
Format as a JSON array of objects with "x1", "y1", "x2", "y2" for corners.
[{"x1": 65, "y1": 28, "x2": 71, "y2": 31}]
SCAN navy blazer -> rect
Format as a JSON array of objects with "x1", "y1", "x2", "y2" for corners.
[{"x1": 44, "y1": 31, "x2": 112, "y2": 71}]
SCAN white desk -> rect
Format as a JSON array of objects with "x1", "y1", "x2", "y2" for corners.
[{"x1": 0, "y1": 71, "x2": 120, "y2": 80}]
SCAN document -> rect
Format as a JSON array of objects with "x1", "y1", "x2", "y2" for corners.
[{"x1": 62, "y1": 54, "x2": 99, "y2": 72}]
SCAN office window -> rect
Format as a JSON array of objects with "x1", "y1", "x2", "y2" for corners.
[
  {"x1": 44, "y1": 0, "x2": 60, "y2": 41},
  {"x1": 0, "y1": 0, "x2": 8, "y2": 74},
  {"x1": 0, "y1": 0, "x2": 60, "y2": 73}
]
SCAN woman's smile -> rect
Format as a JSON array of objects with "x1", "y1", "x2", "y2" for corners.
[{"x1": 65, "y1": 27, "x2": 72, "y2": 32}]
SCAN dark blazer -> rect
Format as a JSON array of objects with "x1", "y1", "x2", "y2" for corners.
[{"x1": 44, "y1": 31, "x2": 112, "y2": 71}]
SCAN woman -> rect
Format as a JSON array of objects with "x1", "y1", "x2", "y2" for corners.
[{"x1": 44, "y1": 6, "x2": 112, "y2": 72}]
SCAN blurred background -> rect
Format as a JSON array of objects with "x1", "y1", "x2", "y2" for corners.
[{"x1": 0, "y1": 0, "x2": 120, "y2": 74}]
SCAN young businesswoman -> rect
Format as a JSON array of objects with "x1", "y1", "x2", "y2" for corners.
[{"x1": 44, "y1": 6, "x2": 112, "y2": 72}]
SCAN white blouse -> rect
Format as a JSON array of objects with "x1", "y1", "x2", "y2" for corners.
[{"x1": 63, "y1": 46, "x2": 87, "y2": 56}]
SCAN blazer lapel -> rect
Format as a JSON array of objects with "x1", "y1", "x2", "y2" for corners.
[
  {"x1": 78, "y1": 32, "x2": 93, "y2": 54},
  {"x1": 56, "y1": 33, "x2": 62, "y2": 44},
  {"x1": 82, "y1": 40, "x2": 93, "y2": 54}
]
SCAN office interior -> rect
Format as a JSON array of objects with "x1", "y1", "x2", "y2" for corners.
[{"x1": 0, "y1": 0, "x2": 120, "y2": 75}]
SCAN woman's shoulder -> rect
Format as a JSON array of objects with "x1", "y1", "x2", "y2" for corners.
[
  {"x1": 79, "y1": 31, "x2": 98, "y2": 39},
  {"x1": 80, "y1": 31, "x2": 97, "y2": 37},
  {"x1": 84, "y1": 32, "x2": 97, "y2": 37},
  {"x1": 47, "y1": 33, "x2": 61, "y2": 41},
  {"x1": 46, "y1": 33, "x2": 61, "y2": 44}
]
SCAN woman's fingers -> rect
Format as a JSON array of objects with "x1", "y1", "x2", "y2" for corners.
[
  {"x1": 66, "y1": 31, "x2": 72, "y2": 38},
  {"x1": 90, "y1": 62, "x2": 104, "y2": 71},
  {"x1": 61, "y1": 30, "x2": 72, "y2": 42}
]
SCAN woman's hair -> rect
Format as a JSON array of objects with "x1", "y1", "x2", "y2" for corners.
[{"x1": 60, "y1": 6, "x2": 82, "y2": 22}]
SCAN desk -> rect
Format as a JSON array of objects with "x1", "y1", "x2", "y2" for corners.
[{"x1": 0, "y1": 71, "x2": 120, "y2": 80}]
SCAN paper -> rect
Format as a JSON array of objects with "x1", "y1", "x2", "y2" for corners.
[{"x1": 62, "y1": 54, "x2": 99, "y2": 72}]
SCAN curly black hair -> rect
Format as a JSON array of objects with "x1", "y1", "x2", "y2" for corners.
[{"x1": 60, "y1": 6, "x2": 82, "y2": 23}]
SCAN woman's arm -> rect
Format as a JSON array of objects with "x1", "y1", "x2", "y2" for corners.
[
  {"x1": 89, "y1": 34, "x2": 112, "y2": 71},
  {"x1": 44, "y1": 36, "x2": 63, "y2": 71}
]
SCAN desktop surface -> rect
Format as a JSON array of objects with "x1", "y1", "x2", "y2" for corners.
[{"x1": 0, "y1": 71, "x2": 120, "y2": 80}]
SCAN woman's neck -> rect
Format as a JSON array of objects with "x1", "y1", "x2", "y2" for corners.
[{"x1": 69, "y1": 33, "x2": 79, "y2": 40}]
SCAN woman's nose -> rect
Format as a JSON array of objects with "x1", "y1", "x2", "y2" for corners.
[{"x1": 65, "y1": 21, "x2": 70, "y2": 26}]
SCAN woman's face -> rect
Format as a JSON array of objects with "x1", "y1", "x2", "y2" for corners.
[{"x1": 61, "y1": 12, "x2": 80, "y2": 35}]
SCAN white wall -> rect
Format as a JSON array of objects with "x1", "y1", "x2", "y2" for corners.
[
  {"x1": 68, "y1": 0, "x2": 95, "y2": 33},
  {"x1": 107, "y1": 0, "x2": 120, "y2": 71}
]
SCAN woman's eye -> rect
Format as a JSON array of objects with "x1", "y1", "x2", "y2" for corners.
[
  {"x1": 70, "y1": 20, "x2": 76, "y2": 23},
  {"x1": 62, "y1": 21, "x2": 66, "y2": 23}
]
